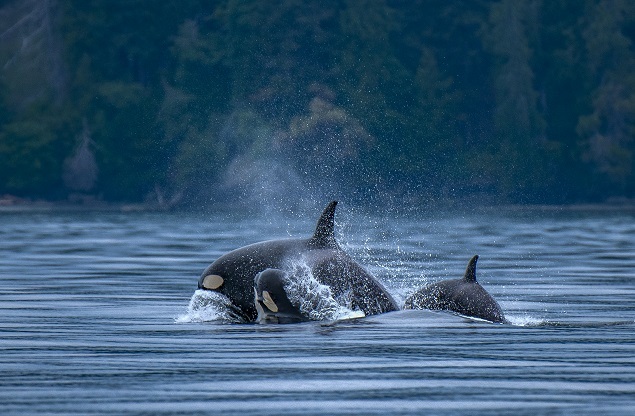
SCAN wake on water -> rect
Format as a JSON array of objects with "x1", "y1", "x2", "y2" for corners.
[
  {"x1": 175, "y1": 256, "x2": 555, "y2": 327},
  {"x1": 176, "y1": 288, "x2": 546, "y2": 326},
  {"x1": 175, "y1": 260, "x2": 552, "y2": 326},
  {"x1": 175, "y1": 285, "x2": 584, "y2": 327}
]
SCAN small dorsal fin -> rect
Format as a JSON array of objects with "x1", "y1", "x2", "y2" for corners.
[
  {"x1": 463, "y1": 255, "x2": 479, "y2": 283},
  {"x1": 310, "y1": 200, "x2": 339, "y2": 249}
]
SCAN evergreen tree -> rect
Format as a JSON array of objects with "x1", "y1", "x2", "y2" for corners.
[
  {"x1": 481, "y1": 0, "x2": 548, "y2": 201},
  {"x1": 1, "y1": 0, "x2": 634, "y2": 205},
  {"x1": 577, "y1": 0, "x2": 635, "y2": 198}
]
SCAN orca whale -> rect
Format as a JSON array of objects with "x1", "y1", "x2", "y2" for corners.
[
  {"x1": 198, "y1": 201, "x2": 399, "y2": 321},
  {"x1": 403, "y1": 255, "x2": 506, "y2": 323},
  {"x1": 254, "y1": 268, "x2": 307, "y2": 324}
]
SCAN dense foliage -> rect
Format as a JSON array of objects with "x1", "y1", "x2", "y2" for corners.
[{"x1": 1, "y1": 0, "x2": 634, "y2": 207}]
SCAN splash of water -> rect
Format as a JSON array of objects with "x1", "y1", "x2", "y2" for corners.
[
  {"x1": 505, "y1": 314, "x2": 546, "y2": 327},
  {"x1": 283, "y1": 258, "x2": 365, "y2": 321},
  {"x1": 176, "y1": 267, "x2": 365, "y2": 324},
  {"x1": 175, "y1": 289, "x2": 246, "y2": 324}
]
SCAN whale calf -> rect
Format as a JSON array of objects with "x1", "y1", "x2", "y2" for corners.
[
  {"x1": 404, "y1": 255, "x2": 506, "y2": 323},
  {"x1": 254, "y1": 269, "x2": 307, "y2": 324},
  {"x1": 198, "y1": 201, "x2": 399, "y2": 321}
]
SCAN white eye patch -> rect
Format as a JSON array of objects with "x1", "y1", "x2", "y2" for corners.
[
  {"x1": 202, "y1": 274, "x2": 224, "y2": 290},
  {"x1": 262, "y1": 291, "x2": 279, "y2": 313}
]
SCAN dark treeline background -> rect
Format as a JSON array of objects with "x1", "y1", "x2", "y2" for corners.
[{"x1": 1, "y1": 0, "x2": 634, "y2": 208}]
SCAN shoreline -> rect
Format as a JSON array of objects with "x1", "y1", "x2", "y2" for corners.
[
  {"x1": 2, "y1": 194, "x2": 635, "y2": 214},
  {"x1": 0, "y1": 195, "x2": 160, "y2": 213}
]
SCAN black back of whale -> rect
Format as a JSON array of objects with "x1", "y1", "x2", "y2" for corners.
[
  {"x1": 199, "y1": 201, "x2": 399, "y2": 321},
  {"x1": 404, "y1": 255, "x2": 506, "y2": 323}
]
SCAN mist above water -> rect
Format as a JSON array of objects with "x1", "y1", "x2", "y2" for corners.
[{"x1": 200, "y1": 99, "x2": 382, "y2": 216}]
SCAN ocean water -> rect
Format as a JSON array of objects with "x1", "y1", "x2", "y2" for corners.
[{"x1": 1, "y1": 205, "x2": 634, "y2": 415}]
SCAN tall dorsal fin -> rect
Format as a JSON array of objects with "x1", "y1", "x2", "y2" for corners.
[
  {"x1": 310, "y1": 200, "x2": 339, "y2": 249},
  {"x1": 463, "y1": 255, "x2": 479, "y2": 283}
]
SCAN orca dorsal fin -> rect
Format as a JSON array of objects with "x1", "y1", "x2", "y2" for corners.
[
  {"x1": 463, "y1": 255, "x2": 479, "y2": 283},
  {"x1": 310, "y1": 200, "x2": 339, "y2": 249}
]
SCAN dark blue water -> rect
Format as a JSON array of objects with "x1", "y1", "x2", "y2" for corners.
[{"x1": 1, "y1": 206, "x2": 634, "y2": 415}]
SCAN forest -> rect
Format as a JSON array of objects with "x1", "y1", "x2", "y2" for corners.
[{"x1": 1, "y1": 0, "x2": 634, "y2": 209}]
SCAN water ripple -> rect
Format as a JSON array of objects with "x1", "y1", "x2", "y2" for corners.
[{"x1": 1, "y1": 209, "x2": 634, "y2": 415}]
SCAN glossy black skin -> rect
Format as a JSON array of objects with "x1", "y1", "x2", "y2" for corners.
[
  {"x1": 198, "y1": 201, "x2": 399, "y2": 322},
  {"x1": 254, "y1": 268, "x2": 307, "y2": 324},
  {"x1": 404, "y1": 255, "x2": 506, "y2": 323}
]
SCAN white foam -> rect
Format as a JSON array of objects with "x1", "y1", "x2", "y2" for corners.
[
  {"x1": 506, "y1": 314, "x2": 546, "y2": 327},
  {"x1": 175, "y1": 289, "x2": 244, "y2": 323},
  {"x1": 332, "y1": 309, "x2": 366, "y2": 321},
  {"x1": 284, "y1": 258, "x2": 365, "y2": 322}
]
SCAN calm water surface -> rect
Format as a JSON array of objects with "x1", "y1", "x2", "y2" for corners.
[{"x1": 1, "y1": 206, "x2": 634, "y2": 415}]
